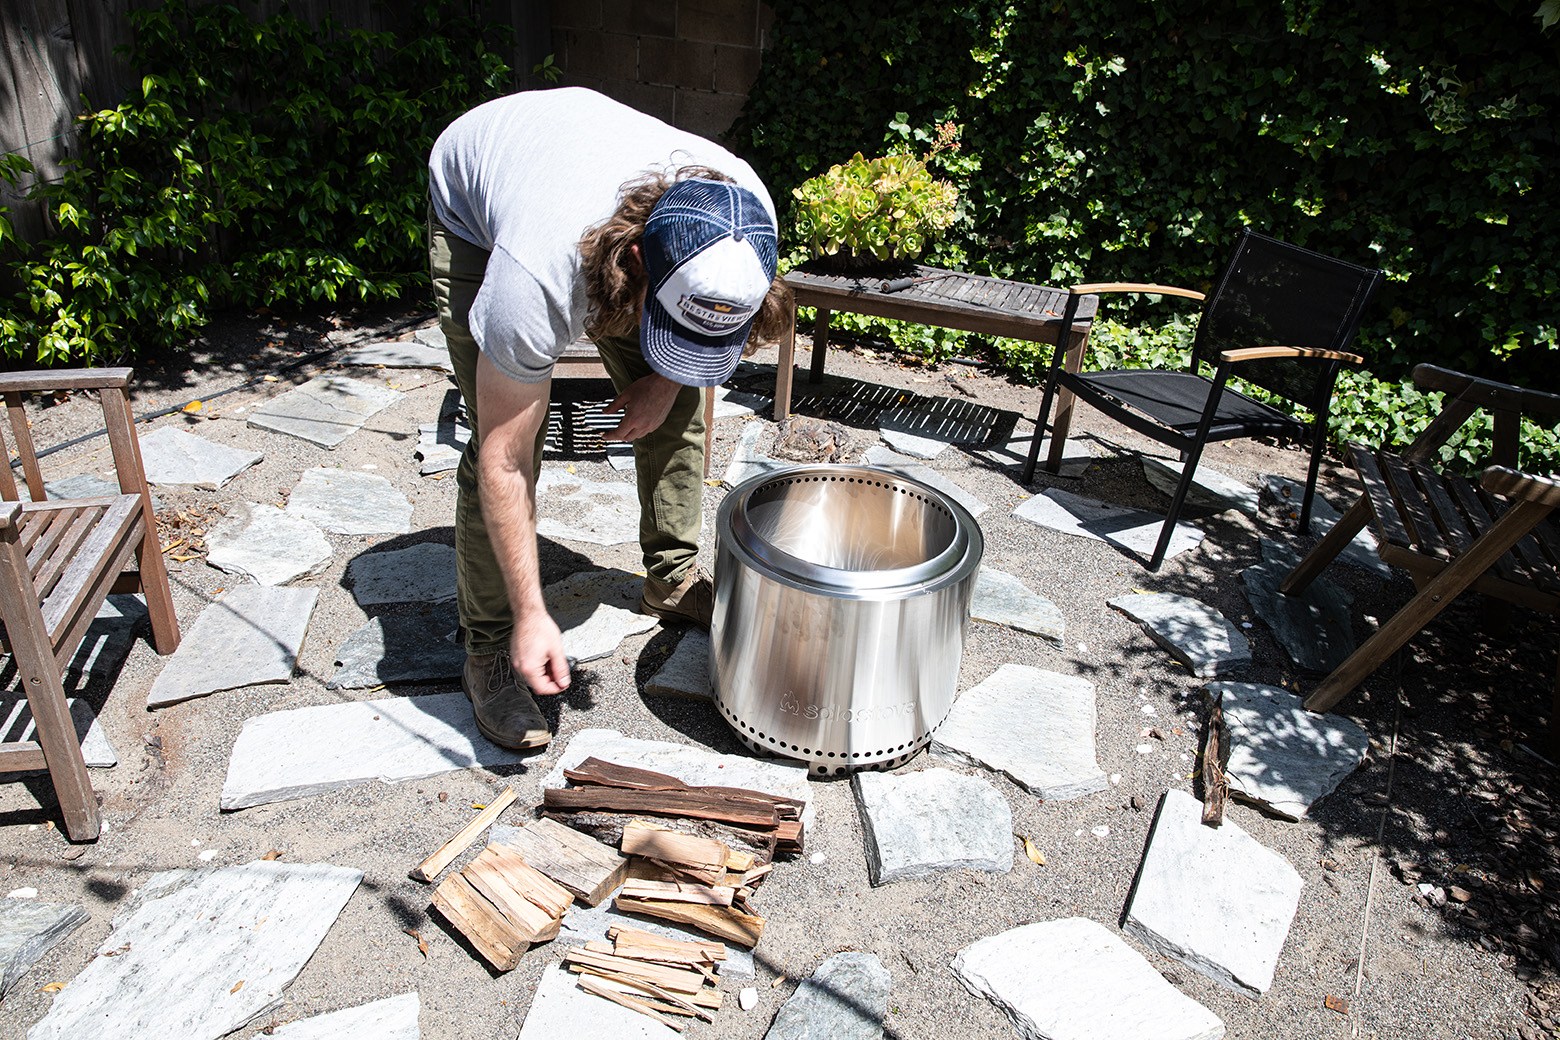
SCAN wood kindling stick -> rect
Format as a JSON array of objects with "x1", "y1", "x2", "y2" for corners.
[
  {"x1": 575, "y1": 975, "x2": 684, "y2": 1032},
  {"x1": 1200, "y1": 696, "x2": 1229, "y2": 827},
  {"x1": 575, "y1": 967, "x2": 717, "y2": 1022},
  {"x1": 410, "y1": 786, "x2": 517, "y2": 882}
]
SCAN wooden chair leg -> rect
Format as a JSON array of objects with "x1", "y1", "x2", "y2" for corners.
[
  {"x1": 808, "y1": 308, "x2": 831, "y2": 384},
  {"x1": 1280, "y1": 497, "x2": 1372, "y2": 596},
  {"x1": 701, "y1": 388, "x2": 714, "y2": 479},
  {"x1": 1043, "y1": 384, "x2": 1077, "y2": 475},
  {"x1": 774, "y1": 306, "x2": 796, "y2": 422},
  {"x1": 132, "y1": 509, "x2": 180, "y2": 655},
  {"x1": 1304, "y1": 498, "x2": 1552, "y2": 714}
]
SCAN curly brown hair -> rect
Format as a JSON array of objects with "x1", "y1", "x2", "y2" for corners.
[{"x1": 578, "y1": 165, "x2": 793, "y2": 349}]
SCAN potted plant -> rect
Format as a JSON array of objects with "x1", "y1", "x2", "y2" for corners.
[{"x1": 791, "y1": 147, "x2": 959, "y2": 273}]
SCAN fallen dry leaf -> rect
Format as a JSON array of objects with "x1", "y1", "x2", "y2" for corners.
[
  {"x1": 770, "y1": 975, "x2": 787, "y2": 988},
  {"x1": 230, "y1": 980, "x2": 245, "y2": 995},
  {"x1": 1324, "y1": 994, "x2": 1349, "y2": 1014},
  {"x1": 404, "y1": 927, "x2": 429, "y2": 957},
  {"x1": 1022, "y1": 836, "x2": 1046, "y2": 866},
  {"x1": 38, "y1": 982, "x2": 66, "y2": 994},
  {"x1": 183, "y1": 400, "x2": 203, "y2": 413},
  {"x1": 471, "y1": 802, "x2": 487, "y2": 810},
  {"x1": 261, "y1": 849, "x2": 284, "y2": 861},
  {"x1": 263, "y1": 374, "x2": 279, "y2": 382}
]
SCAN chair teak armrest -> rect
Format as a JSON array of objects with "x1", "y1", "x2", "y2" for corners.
[
  {"x1": 1069, "y1": 281, "x2": 1206, "y2": 302},
  {"x1": 1220, "y1": 346, "x2": 1364, "y2": 364},
  {"x1": 1481, "y1": 466, "x2": 1560, "y2": 509}
]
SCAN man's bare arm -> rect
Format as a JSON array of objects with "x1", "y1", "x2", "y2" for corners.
[{"x1": 474, "y1": 351, "x2": 571, "y2": 694}]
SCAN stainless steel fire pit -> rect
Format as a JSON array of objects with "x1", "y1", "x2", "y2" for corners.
[{"x1": 711, "y1": 465, "x2": 984, "y2": 774}]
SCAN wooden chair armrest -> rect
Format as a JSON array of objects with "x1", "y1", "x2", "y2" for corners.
[
  {"x1": 0, "y1": 368, "x2": 134, "y2": 394},
  {"x1": 1413, "y1": 364, "x2": 1560, "y2": 419},
  {"x1": 1070, "y1": 282, "x2": 1206, "y2": 302},
  {"x1": 0, "y1": 501, "x2": 19, "y2": 530},
  {"x1": 1221, "y1": 346, "x2": 1364, "y2": 364},
  {"x1": 1481, "y1": 466, "x2": 1560, "y2": 509}
]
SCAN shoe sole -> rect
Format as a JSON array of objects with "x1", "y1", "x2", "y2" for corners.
[{"x1": 462, "y1": 687, "x2": 551, "y2": 751}]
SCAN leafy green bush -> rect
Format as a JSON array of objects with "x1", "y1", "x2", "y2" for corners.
[
  {"x1": 0, "y1": 1, "x2": 514, "y2": 366},
  {"x1": 792, "y1": 135, "x2": 959, "y2": 267}
]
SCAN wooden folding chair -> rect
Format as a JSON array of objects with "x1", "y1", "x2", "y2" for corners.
[
  {"x1": 0, "y1": 369, "x2": 180, "y2": 840},
  {"x1": 1281, "y1": 364, "x2": 1560, "y2": 739}
]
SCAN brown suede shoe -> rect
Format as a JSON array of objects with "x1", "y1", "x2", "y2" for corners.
[
  {"x1": 639, "y1": 568, "x2": 714, "y2": 629},
  {"x1": 462, "y1": 652, "x2": 551, "y2": 750}
]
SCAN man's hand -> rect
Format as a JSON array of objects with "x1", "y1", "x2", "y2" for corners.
[
  {"x1": 512, "y1": 613, "x2": 571, "y2": 695},
  {"x1": 603, "y1": 373, "x2": 684, "y2": 441}
]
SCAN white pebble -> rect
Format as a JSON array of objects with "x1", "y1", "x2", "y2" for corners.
[
  {"x1": 809, "y1": 852, "x2": 827, "y2": 866},
  {"x1": 1241, "y1": 621, "x2": 1254, "y2": 629},
  {"x1": 7, "y1": 888, "x2": 39, "y2": 899},
  {"x1": 190, "y1": 838, "x2": 201, "y2": 847},
  {"x1": 1140, "y1": 704, "x2": 1157, "y2": 716},
  {"x1": 199, "y1": 849, "x2": 218, "y2": 862},
  {"x1": 1076, "y1": 642, "x2": 1088, "y2": 653},
  {"x1": 1135, "y1": 744, "x2": 1153, "y2": 754},
  {"x1": 1180, "y1": 753, "x2": 1191, "y2": 762},
  {"x1": 739, "y1": 987, "x2": 758, "y2": 1011},
  {"x1": 1109, "y1": 773, "x2": 1121, "y2": 785},
  {"x1": 362, "y1": 463, "x2": 377, "y2": 470},
  {"x1": 1091, "y1": 826, "x2": 1111, "y2": 839}
]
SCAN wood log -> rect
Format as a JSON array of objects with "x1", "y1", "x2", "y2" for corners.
[
  {"x1": 431, "y1": 872, "x2": 528, "y2": 971},
  {"x1": 620, "y1": 878, "x2": 736, "y2": 906},
  {"x1": 608, "y1": 924, "x2": 726, "y2": 965},
  {"x1": 410, "y1": 786, "x2": 517, "y2": 882},
  {"x1": 541, "y1": 809, "x2": 776, "y2": 864},
  {"x1": 565, "y1": 757, "x2": 805, "y2": 818},
  {"x1": 467, "y1": 844, "x2": 574, "y2": 920},
  {"x1": 496, "y1": 816, "x2": 628, "y2": 906},
  {"x1": 620, "y1": 819, "x2": 731, "y2": 872},
  {"x1": 576, "y1": 970, "x2": 716, "y2": 1022},
  {"x1": 1200, "y1": 696, "x2": 1230, "y2": 827},
  {"x1": 561, "y1": 946, "x2": 708, "y2": 994},
  {"x1": 615, "y1": 894, "x2": 765, "y2": 948},
  {"x1": 430, "y1": 843, "x2": 573, "y2": 971},
  {"x1": 543, "y1": 785, "x2": 781, "y2": 830},
  {"x1": 571, "y1": 965, "x2": 724, "y2": 1010}
]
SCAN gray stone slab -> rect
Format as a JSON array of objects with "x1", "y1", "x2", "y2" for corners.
[
  {"x1": 540, "y1": 890, "x2": 753, "y2": 977},
  {"x1": 1014, "y1": 488, "x2": 1203, "y2": 562},
  {"x1": 1124, "y1": 789, "x2": 1303, "y2": 997},
  {"x1": 66, "y1": 594, "x2": 148, "y2": 686},
  {"x1": 205, "y1": 503, "x2": 332, "y2": 586},
  {"x1": 1143, "y1": 458, "x2": 1260, "y2": 516},
  {"x1": 645, "y1": 630, "x2": 712, "y2": 699},
  {"x1": 269, "y1": 993, "x2": 420, "y2": 1039},
  {"x1": 43, "y1": 474, "x2": 164, "y2": 512},
  {"x1": 722, "y1": 422, "x2": 787, "y2": 487},
  {"x1": 860, "y1": 447, "x2": 989, "y2": 517},
  {"x1": 765, "y1": 952, "x2": 890, "y2": 1040},
  {"x1": 605, "y1": 444, "x2": 636, "y2": 472},
  {"x1": 971, "y1": 568, "x2": 1065, "y2": 645},
  {"x1": 932, "y1": 664, "x2": 1106, "y2": 801},
  {"x1": 979, "y1": 432, "x2": 1098, "y2": 478},
  {"x1": 546, "y1": 570, "x2": 659, "y2": 663},
  {"x1": 542, "y1": 728, "x2": 815, "y2": 831},
  {"x1": 1242, "y1": 538, "x2": 1354, "y2": 673},
  {"x1": 26, "y1": 861, "x2": 362, "y2": 1040},
  {"x1": 879, "y1": 398, "x2": 1005, "y2": 460},
  {"x1": 248, "y1": 375, "x2": 401, "y2": 449},
  {"x1": 221, "y1": 691, "x2": 530, "y2": 810},
  {"x1": 713, "y1": 385, "x2": 770, "y2": 419},
  {"x1": 347, "y1": 543, "x2": 457, "y2": 606},
  {"x1": 412, "y1": 325, "x2": 447, "y2": 350},
  {"x1": 415, "y1": 419, "x2": 470, "y2": 475},
  {"x1": 340, "y1": 339, "x2": 453, "y2": 373},
  {"x1": 137, "y1": 426, "x2": 263, "y2": 489},
  {"x1": 2, "y1": 694, "x2": 117, "y2": 768},
  {"x1": 519, "y1": 963, "x2": 679, "y2": 1039},
  {"x1": 328, "y1": 604, "x2": 465, "y2": 690},
  {"x1": 1, "y1": 897, "x2": 89, "y2": 997},
  {"x1": 286, "y1": 467, "x2": 412, "y2": 535},
  {"x1": 853, "y1": 768, "x2": 1013, "y2": 886},
  {"x1": 1108, "y1": 593, "x2": 1251, "y2": 678},
  {"x1": 1210, "y1": 682, "x2": 1370, "y2": 821},
  {"x1": 1263, "y1": 475, "x2": 1391, "y2": 577},
  {"x1": 148, "y1": 586, "x2": 318, "y2": 708},
  {"x1": 535, "y1": 469, "x2": 640, "y2": 546},
  {"x1": 952, "y1": 917, "x2": 1225, "y2": 1040}
]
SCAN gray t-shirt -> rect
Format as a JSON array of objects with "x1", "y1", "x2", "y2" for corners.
[{"x1": 429, "y1": 87, "x2": 775, "y2": 383}]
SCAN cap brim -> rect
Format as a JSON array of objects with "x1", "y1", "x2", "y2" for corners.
[{"x1": 640, "y1": 294, "x2": 751, "y2": 388}]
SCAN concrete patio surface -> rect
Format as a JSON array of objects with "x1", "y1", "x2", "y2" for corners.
[{"x1": 1, "y1": 302, "x2": 1555, "y2": 1040}]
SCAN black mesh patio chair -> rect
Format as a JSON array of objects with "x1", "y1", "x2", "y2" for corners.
[{"x1": 1021, "y1": 228, "x2": 1384, "y2": 569}]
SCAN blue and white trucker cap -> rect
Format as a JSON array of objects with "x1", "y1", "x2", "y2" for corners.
[{"x1": 640, "y1": 178, "x2": 778, "y2": 388}]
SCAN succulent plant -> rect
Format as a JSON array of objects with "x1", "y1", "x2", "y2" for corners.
[{"x1": 791, "y1": 152, "x2": 958, "y2": 269}]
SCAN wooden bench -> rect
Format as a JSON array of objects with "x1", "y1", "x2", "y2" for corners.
[{"x1": 777, "y1": 263, "x2": 1096, "y2": 421}]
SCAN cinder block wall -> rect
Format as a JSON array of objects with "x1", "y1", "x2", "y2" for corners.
[{"x1": 550, "y1": 0, "x2": 771, "y2": 141}]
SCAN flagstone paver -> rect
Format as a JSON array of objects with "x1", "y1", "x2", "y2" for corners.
[
  {"x1": 346, "y1": 543, "x2": 457, "y2": 606},
  {"x1": 0, "y1": 897, "x2": 89, "y2": 997},
  {"x1": 535, "y1": 469, "x2": 641, "y2": 546},
  {"x1": 971, "y1": 568, "x2": 1065, "y2": 645},
  {"x1": 1108, "y1": 593, "x2": 1252, "y2": 677},
  {"x1": 861, "y1": 446, "x2": 988, "y2": 517},
  {"x1": 1124, "y1": 789, "x2": 1303, "y2": 997},
  {"x1": 714, "y1": 385, "x2": 770, "y2": 419},
  {"x1": 221, "y1": 691, "x2": 530, "y2": 810},
  {"x1": 1242, "y1": 538, "x2": 1355, "y2": 673},
  {"x1": 1211, "y1": 682, "x2": 1370, "y2": 820},
  {"x1": 26, "y1": 861, "x2": 362, "y2": 1040},
  {"x1": 137, "y1": 426, "x2": 262, "y2": 489},
  {"x1": 247, "y1": 374, "x2": 401, "y2": 448},
  {"x1": 340, "y1": 339, "x2": 454, "y2": 372},
  {"x1": 979, "y1": 431, "x2": 1098, "y2": 478},
  {"x1": 205, "y1": 502, "x2": 332, "y2": 585},
  {"x1": 1014, "y1": 488, "x2": 1204, "y2": 561},
  {"x1": 765, "y1": 952, "x2": 890, "y2": 1040},
  {"x1": 285, "y1": 467, "x2": 413, "y2": 535},
  {"x1": 42, "y1": 473, "x2": 164, "y2": 511},
  {"x1": 879, "y1": 398, "x2": 1006, "y2": 459},
  {"x1": 269, "y1": 993, "x2": 420, "y2": 1039},
  {"x1": 932, "y1": 664, "x2": 1106, "y2": 800},
  {"x1": 545, "y1": 570, "x2": 659, "y2": 663},
  {"x1": 327, "y1": 603, "x2": 465, "y2": 689},
  {"x1": 2, "y1": 695, "x2": 116, "y2": 768},
  {"x1": 952, "y1": 917, "x2": 1225, "y2": 1040},
  {"x1": 1263, "y1": 475, "x2": 1390, "y2": 577},
  {"x1": 66, "y1": 594, "x2": 148, "y2": 686},
  {"x1": 415, "y1": 419, "x2": 470, "y2": 475},
  {"x1": 1142, "y1": 458, "x2": 1260, "y2": 516},
  {"x1": 644, "y1": 630, "x2": 712, "y2": 699},
  {"x1": 147, "y1": 586, "x2": 318, "y2": 708},
  {"x1": 518, "y1": 963, "x2": 679, "y2": 1039},
  {"x1": 853, "y1": 768, "x2": 1013, "y2": 885}
]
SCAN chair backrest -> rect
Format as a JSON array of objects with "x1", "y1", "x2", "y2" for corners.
[
  {"x1": 1193, "y1": 229, "x2": 1383, "y2": 411},
  {"x1": 0, "y1": 369, "x2": 144, "y2": 503}
]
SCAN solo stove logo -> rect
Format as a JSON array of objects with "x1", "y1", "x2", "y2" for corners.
[{"x1": 777, "y1": 692, "x2": 916, "y2": 723}]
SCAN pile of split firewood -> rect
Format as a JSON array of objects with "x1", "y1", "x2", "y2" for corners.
[{"x1": 407, "y1": 757, "x2": 805, "y2": 1031}]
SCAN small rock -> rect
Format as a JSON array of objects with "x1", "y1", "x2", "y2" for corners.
[
  {"x1": 1130, "y1": 795, "x2": 1144, "y2": 811},
  {"x1": 809, "y1": 852, "x2": 827, "y2": 866},
  {"x1": 7, "y1": 888, "x2": 38, "y2": 899},
  {"x1": 1417, "y1": 883, "x2": 1447, "y2": 907},
  {"x1": 1448, "y1": 885, "x2": 1472, "y2": 903},
  {"x1": 1091, "y1": 825, "x2": 1110, "y2": 838},
  {"x1": 739, "y1": 987, "x2": 758, "y2": 1011}
]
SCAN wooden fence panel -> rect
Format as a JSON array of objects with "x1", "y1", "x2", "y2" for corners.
[{"x1": 1, "y1": 0, "x2": 89, "y2": 241}]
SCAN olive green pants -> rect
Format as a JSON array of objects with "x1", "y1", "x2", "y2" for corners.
[{"x1": 428, "y1": 212, "x2": 706, "y2": 655}]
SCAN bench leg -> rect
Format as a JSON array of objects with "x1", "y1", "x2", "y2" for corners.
[
  {"x1": 1304, "y1": 498, "x2": 1551, "y2": 714},
  {"x1": 774, "y1": 306, "x2": 796, "y2": 421},
  {"x1": 809, "y1": 308, "x2": 831, "y2": 384}
]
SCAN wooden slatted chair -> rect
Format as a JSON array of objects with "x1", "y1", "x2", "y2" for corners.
[
  {"x1": 0, "y1": 369, "x2": 179, "y2": 841},
  {"x1": 1281, "y1": 364, "x2": 1560, "y2": 738}
]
